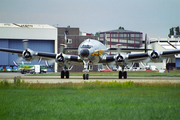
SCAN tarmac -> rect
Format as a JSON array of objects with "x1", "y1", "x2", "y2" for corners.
[{"x1": 0, "y1": 72, "x2": 180, "y2": 83}]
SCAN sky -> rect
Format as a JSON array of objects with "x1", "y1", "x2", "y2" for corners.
[{"x1": 0, "y1": 0, "x2": 180, "y2": 38}]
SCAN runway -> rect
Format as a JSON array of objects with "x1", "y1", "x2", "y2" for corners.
[{"x1": 0, "y1": 73, "x2": 180, "y2": 83}]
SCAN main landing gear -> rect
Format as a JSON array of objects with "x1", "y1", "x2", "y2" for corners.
[
  {"x1": 119, "y1": 71, "x2": 127, "y2": 79},
  {"x1": 61, "y1": 71, "x2": 69, "y2": 78},
  {"x1": 83, "y1": 74, "x2": 89, "y2": 80}
]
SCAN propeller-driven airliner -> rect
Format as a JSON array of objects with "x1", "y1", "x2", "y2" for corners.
[{"x1": 1, "y1": 34, "x2": 180, "y2": 80}]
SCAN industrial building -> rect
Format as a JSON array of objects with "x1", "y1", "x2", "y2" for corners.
[
  {"x1": 0, "y1": 23, "x2": 57, "y2": 72},
  {"x1": 99, "y1": 29, "x2": 143, "y2": 52}
]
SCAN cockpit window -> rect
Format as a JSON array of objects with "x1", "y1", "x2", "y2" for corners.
[{"x1": 81, "y1": 45, "x2": 92, "y2": 49}]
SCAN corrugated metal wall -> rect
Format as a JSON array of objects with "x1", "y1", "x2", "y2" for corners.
[
  {"x1": 0, "y1": 39, "x2": 9, "y2": 65},
  {"x1": 176, "y1": 58, "x2": 180, "y2": 67},
  {"x1": 0, "y1": 39, "x2": 54, "y2": 71}
]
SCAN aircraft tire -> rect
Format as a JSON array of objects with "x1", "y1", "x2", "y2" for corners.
[
  {"x1": 66, "y1": 71, "x2": 69, "y2": 78},
  {"x1": 119, "y1": 71, "x2": 122, "y2": 79},
  {"x1": 83, "y1": 74, "x2": 85, "y2": 80},
  {"x1": 124, "y1": 71, "x2": 127, "y2": 79},
  {"x1": 83, "y1": 74, "x2": 89, "y2": 80},
  {"x1": 61, "y1": 71, "x2": 64, "y2": 78},
  {"x1": 86, "y1": 74, "x2": 89, "y2": 80}
]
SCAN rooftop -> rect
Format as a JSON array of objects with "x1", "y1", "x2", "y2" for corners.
[
  {"x1": 0, "y1": 23, "x2": 56, "y2": 29},
  {"x1": 100, "y1": 29, "x2": 142, "y2": 33}
]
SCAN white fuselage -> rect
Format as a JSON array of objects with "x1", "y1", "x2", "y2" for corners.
[{"x1": 78, "y1": 39, "x2": 107, "y2": 64}]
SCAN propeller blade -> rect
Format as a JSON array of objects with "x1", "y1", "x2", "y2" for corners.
[
  {"x1": 45, "y1": 59, "x2": 55, "y2": 67},
  {"x1": 13, "y1": 61, "x2": 18, "y2": 66},
  {"x1": 151, "y1": 42, "x2": 155, "y2": 50},
  {"x1": 145, "y1": 34, "x2": 148, "y2": 53},
  {"x1": 116, "y1": 44, "x2": 122, "y2": 53},
  {"x1": 59, "y1": 44, "x2": 67, "y2": 53},
  {"x1": 23, "y1": 39, "x2": 28, "y2": 49},
  {"x1": 143, "y1": 58, "x2": 151, "y2": 65},
  {"x1": 103, "y1": 33, "x2": 108, "y2": 45},
  {"x1": 64, "y1": 32, "x2": 68, "y2": 44},
  {"x1": 38, "y1": 57, "x2": 42, "y2": 63},
  {"x1": 16, "y1": 57, "x2": 23, "y2": 63}
]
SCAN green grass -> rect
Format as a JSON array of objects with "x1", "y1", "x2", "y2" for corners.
[
  {"x1": 27, "y1": 70, "x2": 180, "y2": 77},
  {"x1": 0, "y1": 81, "x2": 180, "y2": 120}
]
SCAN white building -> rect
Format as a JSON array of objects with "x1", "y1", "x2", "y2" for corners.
[{"x1": 147, "y1": 37, "x2": 180, "y2": 70}]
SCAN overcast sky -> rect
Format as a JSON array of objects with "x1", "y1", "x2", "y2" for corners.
[{"x1": 0, "y1": 0, "x2": 180, "y2": 38}]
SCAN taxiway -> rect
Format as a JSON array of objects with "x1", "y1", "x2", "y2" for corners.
[{"x1": 0, "y1": 73, "x2": 180, "y2": 83}]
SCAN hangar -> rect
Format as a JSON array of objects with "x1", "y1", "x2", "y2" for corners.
[
  {"x1": 0, "y1": 23, "x2": 57, "y2": 72},
  {"x1": 148, "y1": 37, "x2": 180, "y2": 70}
]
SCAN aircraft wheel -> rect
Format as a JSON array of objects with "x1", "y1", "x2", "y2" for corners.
[
  {"x1": 83, "y1": 74, "x2": 89, "y2": 80},
  {"x1": 83, "y1": 74, "x2": 85, "y2": 80},
  {"x1": 61, "y1": 71, "x2": 64, "y2": 78},
  {"x1": 124, "y1": 71, "x2": 127, "y2": 79},
  {"x1": 66, "y1": 71, "x2": 69, "y2": 78},
  {"x1": 119, "y1": 71, "x2": 122, "y2": 79},
  {"x1": 86, "y1": 74, "x2": 89, "y2": 80}
]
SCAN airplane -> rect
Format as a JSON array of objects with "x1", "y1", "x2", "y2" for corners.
[{"x1": 1, "y1": 34, "x2": 180, "y2": 80}]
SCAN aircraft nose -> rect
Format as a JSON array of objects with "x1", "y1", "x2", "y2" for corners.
[{"x1": 80, "y1": 49, "x2": 89, "y2": 58}]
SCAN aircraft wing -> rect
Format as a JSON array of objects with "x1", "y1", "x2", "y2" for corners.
[
  {"x1": 0, "y1": 47, "x2": 82, "y2": 66},
  {"x1": 0, "y1": 48, "x2": 23, "y2": 54},
  {"x1": 126, "y1": 49, "x2": 180, "y2": 62},
  {"x1": 108, "y1": 48, "x2": 152, "y2": 52},
  {"x1": 101, "y1": 49, "x2": 180, "y2": 64},
  {"x1": 0, "y1": 47, "x2": 57, "y2": 59}
]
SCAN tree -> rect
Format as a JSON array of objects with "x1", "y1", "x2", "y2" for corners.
[
  {"x1": 118, "y1": 26, "x2": 124, "y2": 30},
  {"x1": 95, "y1": 32, "x2": 99, "y2": 36},
  {"x1": 175, "y1": 26, "x2": 180, "y2": 35}
]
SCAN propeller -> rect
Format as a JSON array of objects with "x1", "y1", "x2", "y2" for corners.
[
  {"x1": 143, "y1": 36, "x2": 161, "y2": 64},
  {"x1": 13, "y1": 40, "x2": 29, "y2": 64},
  {"x1": 56, "y1": 53, "x2": 64, "y2": 63}
]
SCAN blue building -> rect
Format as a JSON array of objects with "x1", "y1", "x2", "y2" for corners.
[{"x1": 0, "y1": 23, "x2": 57, "y2": 72}]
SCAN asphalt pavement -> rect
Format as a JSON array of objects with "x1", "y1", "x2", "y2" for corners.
[{"x1": 0, "y1": 72, "x2": 180, "y2": 83}]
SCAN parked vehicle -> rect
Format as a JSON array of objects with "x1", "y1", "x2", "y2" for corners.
[{"x1": 18, "y1": 64, "x2": 47, "y2": 74}]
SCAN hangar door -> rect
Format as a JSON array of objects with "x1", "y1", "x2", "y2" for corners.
[
  {"x1": 176, "y1": 58, "x2": 180, "y2": 67},
  {"x1": 0, "y1": 40, "x2": 8, "y2": 65}
]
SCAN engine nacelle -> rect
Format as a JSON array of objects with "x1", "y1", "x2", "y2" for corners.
[
  {"x1": 116, "y1": 54, "x2": 124, "y2": 62},
  {"x1": 115, "y1": 54, "x2": 125, "y2": 65},
  {"x1": 149, "y1": 50, "x2": 162, "y2": 62},
  {"x1": 150, "y1": 51, "x2": 160, "y2": 60},
  {"x1": 22, "y1": 49, "x2": 35, "y2": 62},
  {"x1": 56, "y1": 53, "x2": 64, "y2": 65}
]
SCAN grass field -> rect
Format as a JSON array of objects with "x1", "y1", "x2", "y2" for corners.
[
  {"x1": 0, "y1": 80, "x2": 180, "y2": 120},
  {"x1": 27, "y1": 70, "x2": 180, "y2": 77}
]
